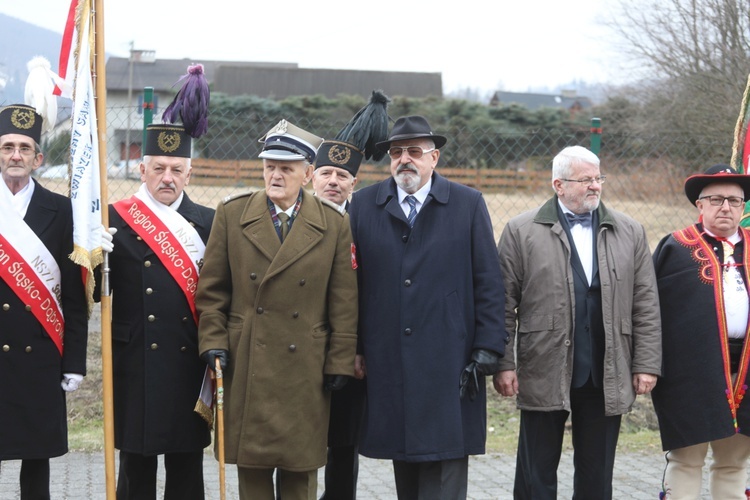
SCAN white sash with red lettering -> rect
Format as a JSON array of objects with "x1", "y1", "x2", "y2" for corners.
[
  {"x1": 112, "y1": 184, "x2": 205, "y2": 323},
  {"x1": 0, "y1": 181, "x2": 65, "y2": 355}
]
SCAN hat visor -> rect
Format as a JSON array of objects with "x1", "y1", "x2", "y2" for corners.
[
  {"x1": 685, "y1": 174, "x2": 750, "y2": 205},
  {"x1": 259, "y1": 149, "x2": 308, "y2": 161},
  {"x1": 376, "y1": 133, "x2": 448, "y2": 152}
]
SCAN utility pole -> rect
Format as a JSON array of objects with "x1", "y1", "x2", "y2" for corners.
[{"x1": 125, "y1": 42, "x2": 134, "y2": 179}]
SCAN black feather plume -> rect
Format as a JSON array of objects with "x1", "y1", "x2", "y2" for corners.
[{"x1": 335, "y1": 90, "x2": 390, "y2": 161}]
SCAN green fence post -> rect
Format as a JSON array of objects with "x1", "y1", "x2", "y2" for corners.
[
  {"x1": 142, "y1": 87, "x2": 154, "y2": 152},
  {"x1": 590, "y1": 117, "x2": 602, "y2": 155}
]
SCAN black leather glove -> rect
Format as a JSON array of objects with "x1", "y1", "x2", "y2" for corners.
[
  {"x1": 324, "y1": 375, "x2": 348, "y2": 392},
  {"x1": 459, "y1": 349, "x2": 502, "y2": 401},
  {"x1": 200, "y1": 349, "x2": 229, "y2": 371}
]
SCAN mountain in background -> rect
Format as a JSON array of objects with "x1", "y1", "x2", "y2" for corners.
[{"x1": 0, "y1": 14, "x2": 63, "y2": 104}]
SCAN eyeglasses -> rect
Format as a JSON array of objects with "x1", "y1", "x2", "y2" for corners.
[
  {"x1": 698, "y1": 195, "x2": 745, "y2": 208},
  {"x1": 0, "y1": 145, "x2": 36, "y2": 157},
  {"x1": 387, "y1": 146, "x2": 435, "y2": 160},
  {"x1": 560, "y1": 176, "x2": 606, "y2": 186}
]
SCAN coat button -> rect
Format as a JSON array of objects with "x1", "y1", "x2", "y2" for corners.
[
  {"x1": 25, "y1": 346, "x2": 32, "y2": 353},
  {"x1": 2, "y1": 345, "x2": 8, "y2": 352},
  {"x1": 150, "y1": 343, "x2": 158, "y2": 350},
  {"x1": 145, "y1": 288, "x2": 153, "y2": 295},
  {"x1": 136, "y1": 236, "x2": 143, "y2": 241},
  {"x1": 25, "y1": 305, "x2": 31, "y2": 311},
  {"x1": 182, "y1": 317, "x2": 189, "y2": 322},
  {"x1": 299, "y1": 279, "x2": 306, "y2": 286},
  {"x1": 250, "y1": 273, "x2": 257, "y2": 280},
  {"x1": 404, "y1": 279, "x2": 411, "y2": 287},
  {"x1": 190, "y1": 221, "x2": 196, "y2": 226},
  {"x1": 292, "y1": 312, "x2": 299, "y2": 318},
  {"x1": 404, "y1": 328, "x2": 412, "y2": 336},
  {"x1": 564, "y1": 340, "x2": 571, "y2": 346},
  {"x1": 257, "y1": 307, "x2": 264, "y2": 314},
  {"x1": 402, "y1": 235, "x2": 408, "y2": 242},
  {"x1": 148, "y1": 315, "x2": 155, "y2": 322},
  {"x1": 288, "y1": 344, "x2": 296, "y2": 352},
  {"x1": 2, "y1": 304, "x2": 8, "y2": 311},
  {"x1": 180, "y1": 346, "x2": 187, "y2": 352},
  {"x1": 144, "y1": 260, "x2": 152, "y2": 267}
]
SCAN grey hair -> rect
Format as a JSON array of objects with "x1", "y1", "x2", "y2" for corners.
[{"x1": 551, "y1": 146, "x2": 600, "y2": 189}]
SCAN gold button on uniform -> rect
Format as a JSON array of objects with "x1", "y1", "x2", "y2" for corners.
[
  {"x1": 148, "y1": 315, "x2": 155, "y2": 322},
  {"x1": 150, "y1": 343, "x2": 158, "y2": 350},
  {"x1": 25, "y1": 346, "x2": 32, "y2": 353},
  {"x1": 145, "y1": 288, "x2": 153, "y2": 295},
  {"x1": 2, "y1": 304, "x2": 8, "y2": 311},
  {"x1": 2, "y1": 345, "x2": 9, "y2": 352},
  {"x1": 144, "y1": 260, "x2": 151, "y2": 267},
  {"x1": 25, "y1": 305, "x2": 31, "y2": 312},
  {"x1": 180, "y1": 346, "x2": 187, "y2": 352},
  {"x1": 136, "y1": 236, "x2": 142, "y2": 241}
]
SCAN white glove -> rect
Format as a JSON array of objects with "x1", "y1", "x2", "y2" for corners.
[
  {"x1": 61, "y1": 373, "x2": 84, "y2": 392},
  {"x1": 101, "y1": 226, "x2": 117, "y2": 253}
]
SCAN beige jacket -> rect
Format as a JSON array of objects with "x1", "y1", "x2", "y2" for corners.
[{"x1": 497, "y1": 197, "x2": 661, "y2": 416}]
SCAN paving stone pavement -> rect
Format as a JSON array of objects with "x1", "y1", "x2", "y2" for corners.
[{"x1": 0, "y1": 449, "x2": 720, "y2": 499}]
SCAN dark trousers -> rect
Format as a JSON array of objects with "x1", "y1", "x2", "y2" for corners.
[
  {"x1": 514, "y1": 384, "x2": 622, "y2": 500},
  {"x1": 9, "y1": 458, "x2": 50, "y2": 500},
  {"x1": 320, "y1": 445, "x2": 359, "y2": 500},
  {"x1": 392, "y1": 457, "x2": 469, "y2": 500},
  {"x1": 116, "y1": 450, "x2": 205, "y2": 500}
]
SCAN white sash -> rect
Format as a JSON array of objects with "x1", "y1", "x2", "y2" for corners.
[{"x1": 0, "y1": 180, "x2": 65, "y2": 354}]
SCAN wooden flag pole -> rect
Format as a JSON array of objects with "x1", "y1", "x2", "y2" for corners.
[{"x1": 92, "y1": 0, "x2": 116, "y2": 497}]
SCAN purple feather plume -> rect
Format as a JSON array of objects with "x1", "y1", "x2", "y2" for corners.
[{"x1": 162, "y1": 64, "x2": 210, "y2": 138}]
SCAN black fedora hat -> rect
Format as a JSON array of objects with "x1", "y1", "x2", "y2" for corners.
[
  {"x1": 684, "y1": 164, "x2": 750, "y2": 205},
  {"x1": 376, "y1": 115, "x2": 447, "y2": 152}
]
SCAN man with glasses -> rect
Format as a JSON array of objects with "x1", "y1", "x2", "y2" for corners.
[
  {"x1": 348, "y1": 115, "x2": 506, "y2": 499},
  {"x1": 652, "y1": 164, "x2": 750, "y2": 499},
  {"x1": 0, "y1": 104, "x2": 88, "y2": 499},
  {"x1": 495, "y1": 145, "x2": 661, "y2": 499}
]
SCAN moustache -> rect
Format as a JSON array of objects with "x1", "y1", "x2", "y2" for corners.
[
  {"x1": 396, "y1": 164, "x2": 418, "y2": 175},
  {"x1": 158, "y1": 183, "x2": 176, "y2": 190}
]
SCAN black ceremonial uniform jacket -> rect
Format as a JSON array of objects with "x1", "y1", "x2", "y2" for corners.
[
  {"x1": 0, "y1": 180, "x2": 87, "y2": 460},
  {"x1": 106, "y1": 192, "x2": 214, "y2": 455}
]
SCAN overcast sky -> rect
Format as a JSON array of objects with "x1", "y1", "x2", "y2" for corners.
[{"x1": 2, "y1": 0, "x2": 629, "y2": 97}]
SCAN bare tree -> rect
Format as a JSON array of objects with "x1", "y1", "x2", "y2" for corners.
[{"x1": 606, "y1": 0, "x2": 750, "y2": 138}]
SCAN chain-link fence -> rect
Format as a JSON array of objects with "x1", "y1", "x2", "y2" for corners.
[{"x1": 35, "y1": 104, "x2": 734, "y2": 249}]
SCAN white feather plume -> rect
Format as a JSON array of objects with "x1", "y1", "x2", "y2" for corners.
[{"x1": 24, "y1": 56, "x2": 59, "y2": 134}]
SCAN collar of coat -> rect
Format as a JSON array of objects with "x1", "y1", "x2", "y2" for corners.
[
  {"x1": 175, "y1": 192, "x2": 210, "y2": 230},
  {"x1": 238, "y1": 189, "x2": 339, "y2": 273},
  {"x1": 374, "y1": 171, "x2": 450, "y2": 206},
  {"x1": 534, "y1": 196, "x2": 616, "y2": 229}
]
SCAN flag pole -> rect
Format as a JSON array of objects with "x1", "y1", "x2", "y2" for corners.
[{"x1": 92, "y1": 0, "x2": 116, "y2": 497}]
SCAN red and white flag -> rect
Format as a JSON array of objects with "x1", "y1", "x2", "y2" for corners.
[{"x1": 58, "y1": 0, "x2": 103, "y2": 309}]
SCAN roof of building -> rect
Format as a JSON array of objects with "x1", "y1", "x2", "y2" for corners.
[{"x1": 490, "y1": 91, "x2": 592, "y2": 110}]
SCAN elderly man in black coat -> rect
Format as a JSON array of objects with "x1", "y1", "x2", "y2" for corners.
[
  {"x1": 348, "y1": 115, "x2": 506, "y2": 499},
  {"x1": 102, "y1": 123, "x2": 214, "y2": 500},
  {"x1": 0, "y1": 104, "x2": 88, "y2": 499}
]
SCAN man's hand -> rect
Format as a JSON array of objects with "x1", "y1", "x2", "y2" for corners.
[
  {"x1": 324, "y1": 375, "x2": 348, "y2": 392},
  {"x1": 460, "y1": 349, "x2": 503, "y2": 401},
  {"x1": 200, "y1": 349, "x2": 229, "y2": 371},
  {"x1": 101, "y1": 226, "x2": 117, "y2": 253},
  {"x1": 354, "y1": 354, "x2": 367, "y2": 379},
  {"x1": 633, "y1": 373, "x2": 657, "y2": 395},
  {"x1": 493, "y1": 370, "x2": 518, "y2": 397},
  {"x1": 61, "y1": 373, "x2": 84, "y2": 392}
]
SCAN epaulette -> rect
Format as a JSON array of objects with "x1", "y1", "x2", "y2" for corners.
[
  {"x1": 319, "y1": 196, "x2": 346, "y2": 216},
  {"x1": 222, "y1": 189, "x2": 256, "y2": 205}
]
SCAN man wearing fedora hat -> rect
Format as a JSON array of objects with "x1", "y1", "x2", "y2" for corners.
[
  {"x1": 348, "y1": 115, "x2": 506, "y2": 498},
  {"x1": 197, "y1": 119, "x2": 358, "y2": 499},
  {"x1": 0, "y1": 104, "x2": 88, "y2": 499},
  {"x1": 653, "y1": 164, "x2": 750, "y2": 499}
]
